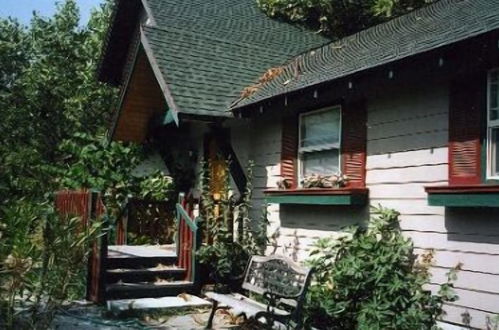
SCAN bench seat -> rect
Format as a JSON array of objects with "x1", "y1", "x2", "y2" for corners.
[
  {"x1": 205, "y1": 292, "x2": 289, "y2": 318},
  {"x1": 205, "y1": 255, "x2": 313, "y2": 329}
]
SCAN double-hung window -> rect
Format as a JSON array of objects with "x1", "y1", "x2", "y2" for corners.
[
  {"x1": 298, "y1": 106, "x2": 341, "y2": 183},
  {"x1": 488, "y1": 69, "x2": 499, "y2": 179}
]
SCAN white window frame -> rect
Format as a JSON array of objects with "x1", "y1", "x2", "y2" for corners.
[
  {"x1": 487, "y1": 68, "x2": 499, "y2": 180},
  {"x1": 297, "y1": 106, "x2": 342, "y2": 185}
]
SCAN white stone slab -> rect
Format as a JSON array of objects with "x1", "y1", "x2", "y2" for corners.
[{"x1": 107, "y1": 295, "x2": 211, "y2": 313}]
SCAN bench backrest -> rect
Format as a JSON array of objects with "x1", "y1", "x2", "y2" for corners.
[{"x1": 242, "y1": 255, "x2": 312, "y2": 309}]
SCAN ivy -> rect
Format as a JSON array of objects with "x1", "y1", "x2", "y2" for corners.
[{"x1": 197, "y1": 158, "x2": 268, "y2": 292}]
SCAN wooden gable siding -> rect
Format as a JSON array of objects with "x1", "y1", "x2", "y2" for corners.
[{"x1": 113, "y1": 49, "x2": 167, "y2": 142}]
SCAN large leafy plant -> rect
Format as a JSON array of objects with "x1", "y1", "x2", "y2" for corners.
[{"x1": 305, "y1": 205, "x2": 458, "y2": 330}]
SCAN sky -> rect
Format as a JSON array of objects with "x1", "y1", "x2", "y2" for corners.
[{"x1": 0, "y1": 0, "x2": 104, "y2": 26}]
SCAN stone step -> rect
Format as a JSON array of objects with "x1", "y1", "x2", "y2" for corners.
[
  {"x1": 105, "y1": 281, "x2": 195, "y2": 300},
  {"x1": 107, "y1": 295, "x2": 211, "y2": 315},
  {"x1": 106, "y1": 267, "x2": 186, "y2": 283},
  {"x1": 105, "y1": 256, "x2": 177, "y2": 270}
]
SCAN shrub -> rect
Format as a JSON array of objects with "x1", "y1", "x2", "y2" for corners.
[{"x1": 305, "y1": 205, "x2": 458, "y2": 330}]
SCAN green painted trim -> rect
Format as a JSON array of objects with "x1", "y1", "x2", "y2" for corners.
[
  {"x1": 266, "y1": 194, "x2": 367, "y2": 205},
  {"x1": 162, "y1": 110, "x2": 175, "y2": 125},
  {"x1": 428, "y1": 193, "x2": 499, "y2": 207},
  {"x1": 175, "y1": 203, "x2": 198, "y2": 231}
]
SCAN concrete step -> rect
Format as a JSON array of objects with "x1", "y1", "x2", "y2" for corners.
[
  {"x1": 105, "y1": 281, "x2": 195, "y2": 300},
  {"x1": 107, "y1": 295, "x2": 211, "y2": 315},
  {"x1": 105, "y1": 256, "x2": 177, "y2": 269},
  {"x1": 106, "y1": 267, "x2": 186, "y2": 283}
]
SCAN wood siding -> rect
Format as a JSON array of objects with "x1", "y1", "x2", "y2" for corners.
[
  {"x1": 227, "y1": 76, "x2": 499, "y2": 329},
  {"x1": 113, "y1": 49, "x2": 167, "y2": 142}
]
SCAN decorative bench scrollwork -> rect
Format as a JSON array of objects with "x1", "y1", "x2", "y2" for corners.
[{"x1": 205, "y1": 255, "x2": 313, "y2": 329}]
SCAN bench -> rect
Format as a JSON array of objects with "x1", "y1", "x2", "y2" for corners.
[{"x1": 205, "y1": 255, "x2": 313, "y2": 329}]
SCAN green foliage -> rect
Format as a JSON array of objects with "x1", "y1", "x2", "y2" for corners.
[
  {"x1": 197, "y1": 159, "x2": 268, "y2": 291},
  {"x1": 256, "y1": 0, "x2": 435, "y2": 38},
  {"x1": 58, "y1": 132, "x2": 176, "y2": 244},
  {"x1": 0, "y1": 1, "x2": 173, "y2": 327},
  {"x1": 305, "y1": 205, "x2": 458, "y2": 329},
  {"x1": 0, "y1": 200, "x2": 101, "y2": 328}
]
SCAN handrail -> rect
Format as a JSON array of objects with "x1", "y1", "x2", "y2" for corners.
[
  {"x1": 175, "y1": 203, "x2": 198, "y2": 231},
  {"x1": 175, "y1": 199, "x2": 202, "y2": 285}
]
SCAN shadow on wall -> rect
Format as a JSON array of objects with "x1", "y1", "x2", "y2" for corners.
[
  {"x1": 445, "y1": 208, "x2": 499, "y2": 245},
  {"x1": 280, "y1": 205, "x2": 369, "y2": 231},
  {"x1": 275, "y1": 205, "x2": 369, "y2": 260}
]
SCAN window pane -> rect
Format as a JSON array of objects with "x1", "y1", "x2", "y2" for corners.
[
  {"x1": 302, "y1": 149, "x2": 339, "y2": 177},
  {"x1": 490, "y1": 81, "x2": 499, "y2": 116},
  {"x1": 491, "y1": 71, "x2": 499, "y2": 83},
  {"x1": 493, "y1": 128, "x2": 499, "y2": 177},
  {"x1": 492, "y1": 109, "x2": 499, "y2": 122},
  {"x1": 300, "y1": 109, "x2": 340, "y2": 148}
]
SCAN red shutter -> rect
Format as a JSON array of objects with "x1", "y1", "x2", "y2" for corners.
[
  {"x1": 341, "y1": 99, "x2": 367, "y2": 188},
  {"x1": 448, "y1": 74, "x2": 485, "y2": 185},
  {"x1": 281, "y1": 115, "x2": 299, "y2": 188}
]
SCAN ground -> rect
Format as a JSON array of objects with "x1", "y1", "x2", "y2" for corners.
[{"x1": 52, "y1": 301, "x2": 242, "y2": 329}]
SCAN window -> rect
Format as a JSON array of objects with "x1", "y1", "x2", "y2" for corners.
[
  {"x1": 298, "y1": 107, "x2": 341, "y2": 182},
  {"x1": 488, "y1": 69, "x2": 499, "y2": 179}
]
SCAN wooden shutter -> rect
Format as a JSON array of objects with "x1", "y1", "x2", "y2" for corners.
[
  {"x1": 448, "y1": 73, "x2": 485, "y2": 185},
  {"x1": 341, "y1": 99, "x2": 367, "y2": 188},
  {"x1": 281, "y1": 115, "x2": 299, "y2": 188}
]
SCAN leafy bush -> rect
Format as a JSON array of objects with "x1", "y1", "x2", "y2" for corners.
[
  {"x1": 256, "y1": 0, "x2": 435, "y2": 38},
  {"x1": 305, "y1": 205, "x2": 458, "y2": 330},
  {"x1": 0, "y1": 200, "x2": 100, "y2": 328},
  {"x1": 197, "y1": 159, "x2": 268, "y2": 292}
]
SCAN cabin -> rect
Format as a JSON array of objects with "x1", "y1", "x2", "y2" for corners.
[{"x1": 97, "y1": 0, "x2": 499, "y2": 328}]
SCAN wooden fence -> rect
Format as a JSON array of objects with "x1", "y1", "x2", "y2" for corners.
[{"x1": 54, "y1": 190, "x2": 106, "y2": 303}]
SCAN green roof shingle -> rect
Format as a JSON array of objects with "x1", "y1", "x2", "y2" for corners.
[
  {"x1": 232, "y1": 0, "x2": 499, "y2": 110},
  {"x1": 141, "y1": 0, "x2": 330, "y2": 117}
]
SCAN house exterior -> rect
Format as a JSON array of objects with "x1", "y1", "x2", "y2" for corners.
[{"x1": 99, "y1": 0, "x2": 499, "y2": 328}]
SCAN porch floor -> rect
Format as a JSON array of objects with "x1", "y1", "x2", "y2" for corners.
[{"x1": 107, "y1": 245, "x2": 176, "y2": 258}]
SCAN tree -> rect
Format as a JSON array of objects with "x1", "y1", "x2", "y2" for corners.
[
  {"x1": 256, "y1": 0, "x2": 435, "y2": 38},
  {"x1": 0, "y1": 0, "x2": 117, "y2": 203}
]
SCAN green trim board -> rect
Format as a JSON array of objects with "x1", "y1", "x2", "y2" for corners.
[
  {"x1": 265, "y1": 193, "x2": 367, "y2": 205},
  {"x1": 428, "y1": 193, "x2": 499, "y2": 207}
]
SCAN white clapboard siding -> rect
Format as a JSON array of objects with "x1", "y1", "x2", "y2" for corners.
[
  {"x1": 414, "y1": 248, "x2": 499, "y2": 275},
  {"x1": 368, "y1": 113, "x2": 448, "y2": 141},
  {"x1": 427, "y1": 285, "x2": 499, "y2": 314},
  {"x1": 367, "y1": 164, "x2": 448, "y2": 184},
  {"x1": 368, "y1": 131, "x2": 448, "y2": 155},
  {"x1": 430, "y1": 267, "x2": 499, "y2": 294},
  {"x1": 240, "y1": 76, "x2": 499, "y2": 329},
  {"x1": 368, "y1": 182, "x2": 447, "y2": 199},
  {"x1": 401, "y1": 215, "x2": 499, "y2": 235},
  {"x1": 366, "y1": 147, "x2": 448, "y2": 170},
  {"x1": 405, "y1": 231, "x2": 499, "y2": 255},
  {"x1": 369, "y1": 199, "x2": 445, "y2": 215},
  {"x1": 441, "y1": 304, "x2": 499, "y2": 330}
]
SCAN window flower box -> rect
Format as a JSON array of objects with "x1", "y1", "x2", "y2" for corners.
[{"x1": 264, "y1": 188, "x2": 369, "y2": 205}]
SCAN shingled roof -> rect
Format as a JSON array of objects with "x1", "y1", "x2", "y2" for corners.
[
  {"x1": 232, "y1": 0, "x2": 499, "y2": 110},
  {"x1": 134, "y1": 0, "x2": 330, "y2": 118}
]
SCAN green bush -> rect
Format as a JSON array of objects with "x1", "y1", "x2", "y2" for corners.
[{"x1": 305, "y1": 205, "x2": 458, "y2": 330}]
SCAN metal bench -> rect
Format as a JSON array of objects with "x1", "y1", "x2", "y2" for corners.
[{"x1": 205, "y1": 255, "x2": 313, "y2": 329}]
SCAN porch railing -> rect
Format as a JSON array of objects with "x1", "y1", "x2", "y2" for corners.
[{"x1": 176, "y1": 193, "x2": 202, "y2": 283}]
